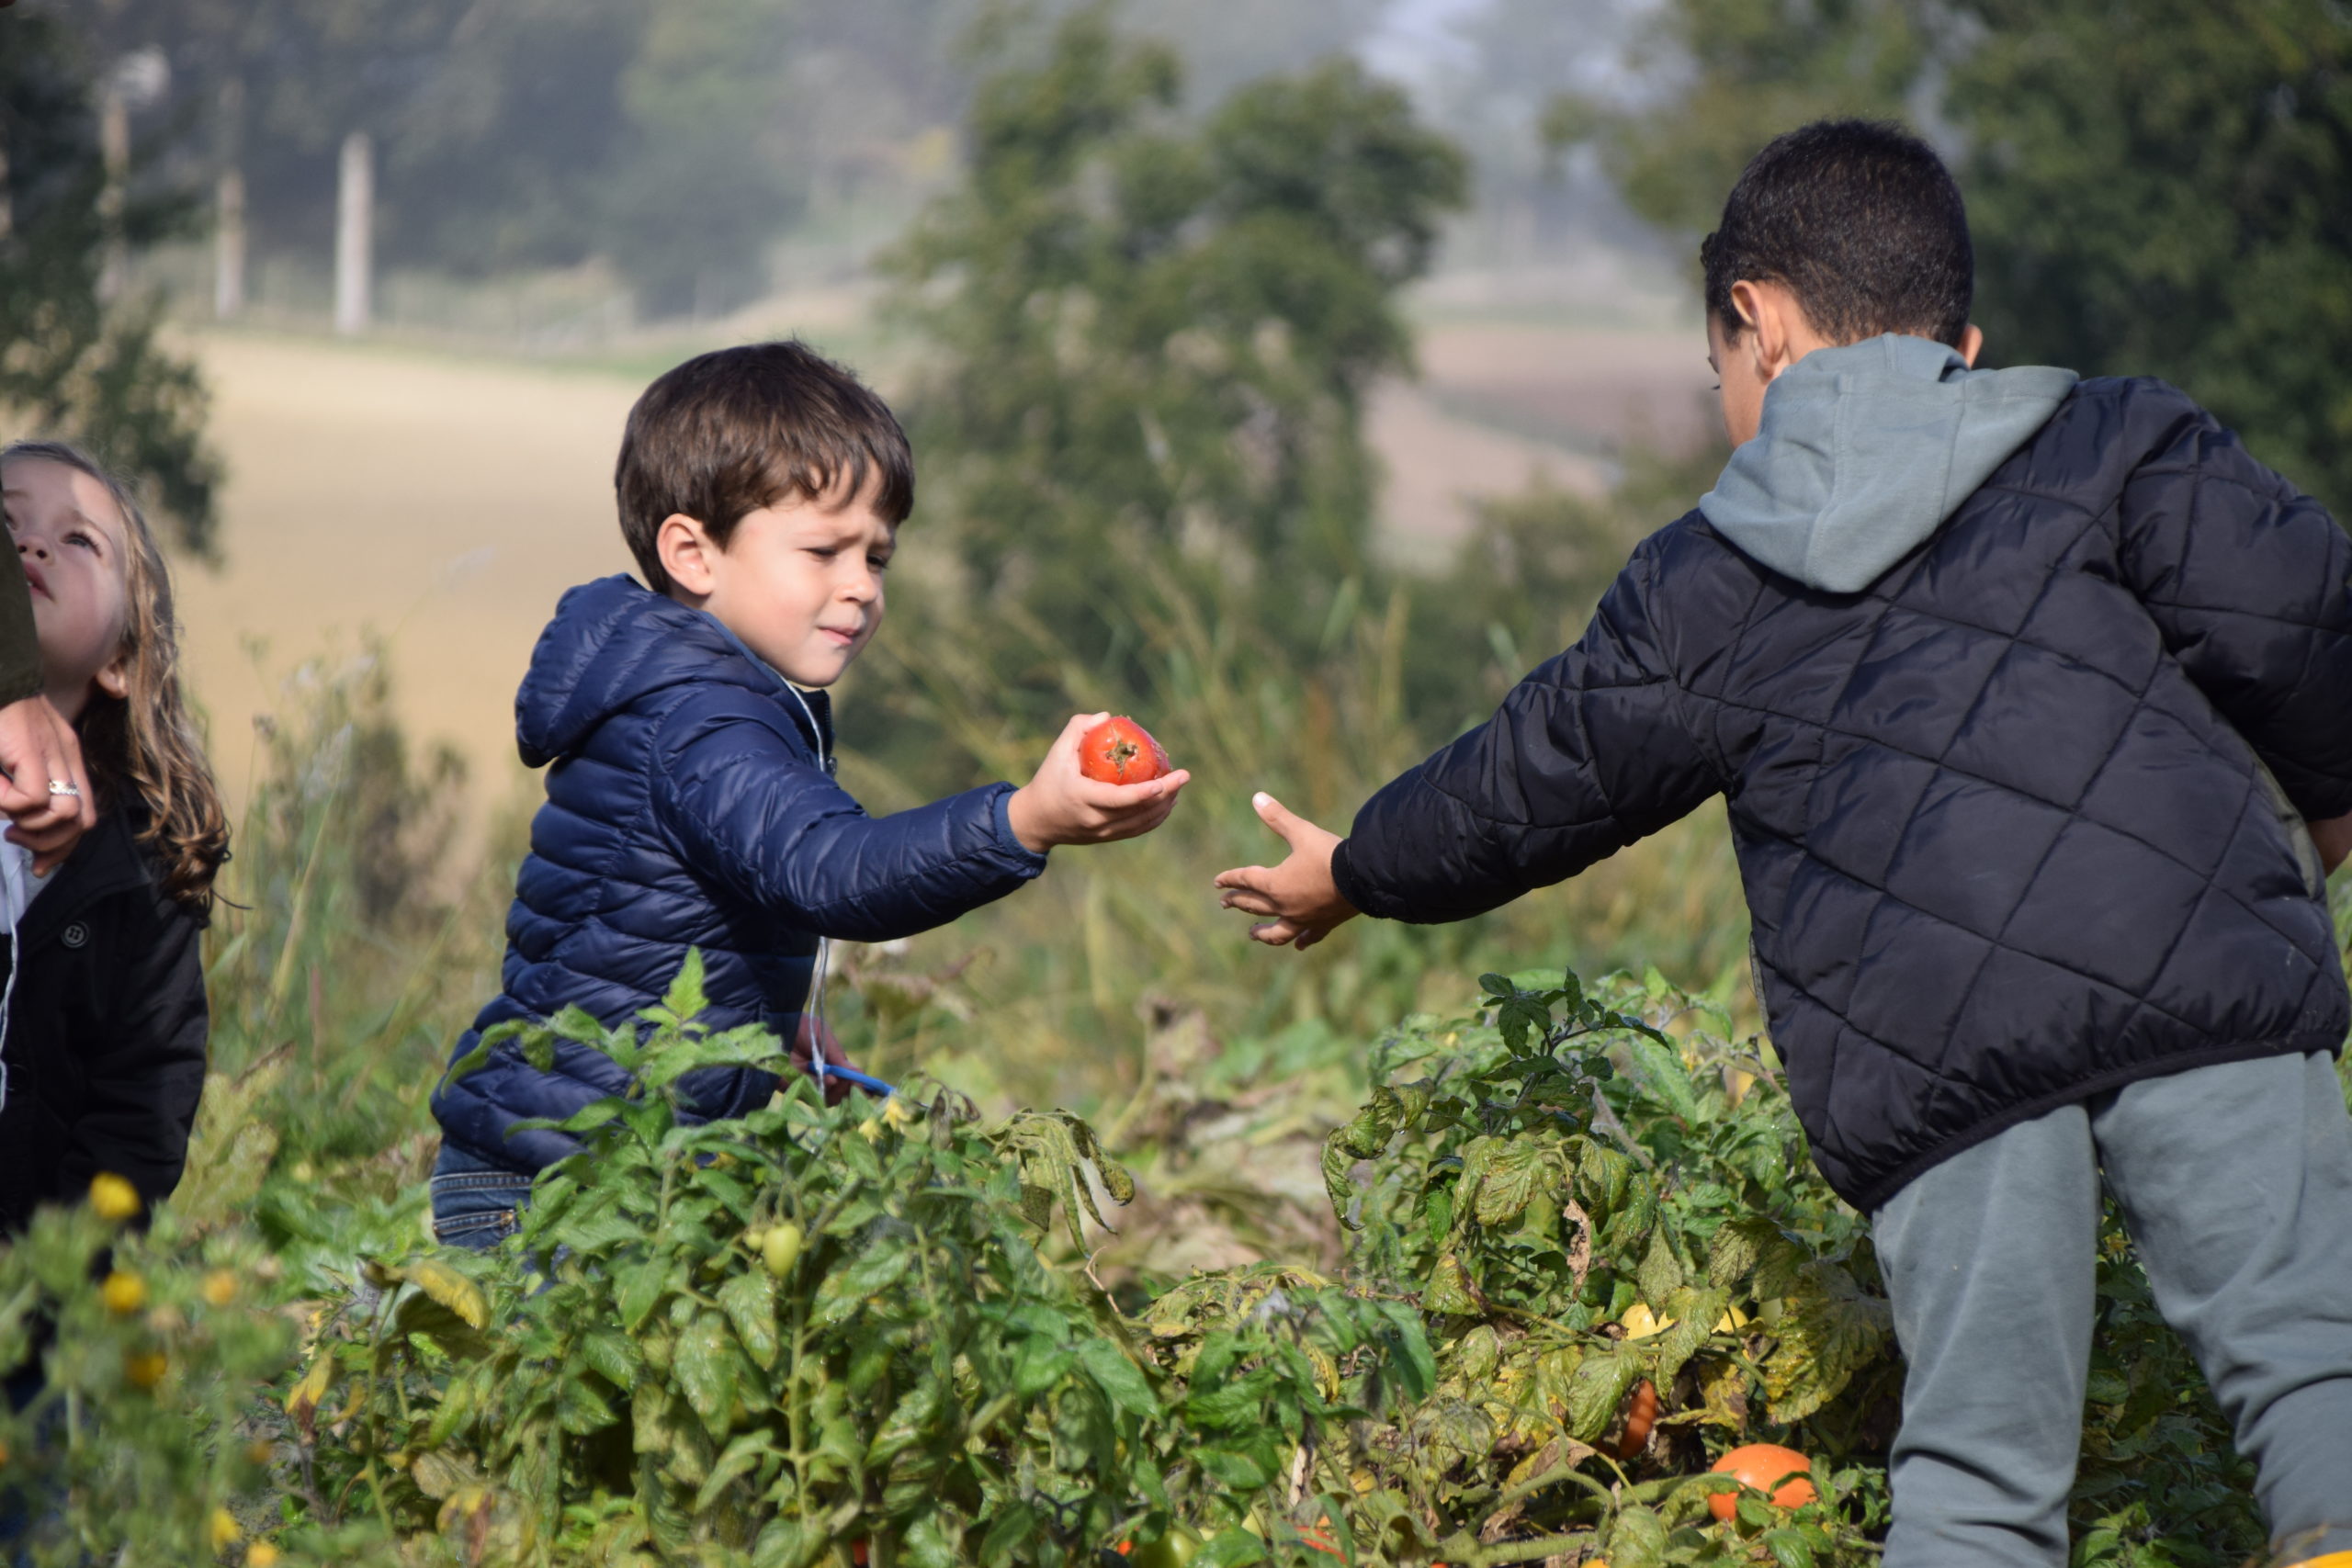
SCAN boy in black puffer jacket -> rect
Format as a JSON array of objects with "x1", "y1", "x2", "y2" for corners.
[{"x1": 1218, "y1": 120, "x2": 2352, "y2": 1565}]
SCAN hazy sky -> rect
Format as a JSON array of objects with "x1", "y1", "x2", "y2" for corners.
[{"x1": 1361, "y1": 0, "x2": 1490, "y2": 87}]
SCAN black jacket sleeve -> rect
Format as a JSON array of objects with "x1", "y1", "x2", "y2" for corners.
[
  {"x1": 0, "y1": 547, "x2": 42, "y2": 706},
  {"x1": 2115, "y1": 390, "x2": 2352, "y2": 819},
  {"x1": 1332, "y1": 544, "x2": 1721, "y2": 923},
  {"x1": 60, "y1": 895, "x2": 210, "y2": 1208}
]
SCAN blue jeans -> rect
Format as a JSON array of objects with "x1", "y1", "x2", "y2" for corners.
[{"x1": 427, "y1": 1141, "x2": 536, "y2": 1252}]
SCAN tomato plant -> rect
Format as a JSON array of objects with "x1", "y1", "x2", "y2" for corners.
[{"x1": 0, "y1": 956, "x2": 2284, "y2": 1565}]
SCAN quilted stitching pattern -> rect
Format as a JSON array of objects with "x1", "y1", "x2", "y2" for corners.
[
  {"x1": 432, "y1": 577, "x2": 1048, "y2": 1175},
  {"x1": 1335, "y1": 378, "x2": 2352, "y2": 1211}
]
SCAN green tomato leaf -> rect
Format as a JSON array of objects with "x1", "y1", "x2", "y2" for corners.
[
  {"x1": 616, "y1": 1258, "x2": 668, "y2": 1334},
  {"x1": 674, "y1": 1311, "x2": 739, "y2": 1439},
  {"x1": 1077, "y1": 1337, "x2": 1159, "y2": 1417},
  {"x1": 977, "y1": 1499, "x2": 1039, "y2": 1567},
  {"x1": 1635, "y1": 1232, "x2": 1686, "y2": 1310},
  {"x1": 1014, "y1": 1336, "x2": 1078, "y2": 1398},
  {"x1": 1565, "y1": 1345, "x2": 1642, "y2": 1443},
  {"x1": 1193, "y1": 1528, "x2": 1268, "y2": 1568},
  {"x1": 1471, "y1": 1137, "x2": 1550, "y2": 1227},
  {"x1": 716, "y1": 1269, "x2": 780, "y2": 1371}
]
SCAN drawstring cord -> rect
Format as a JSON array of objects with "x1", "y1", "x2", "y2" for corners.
[{"x1": 776, "y1": 679, "x2": 895, "y2": 1102}]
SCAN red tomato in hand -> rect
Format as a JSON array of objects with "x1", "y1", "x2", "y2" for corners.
[
  {"x1": 1707, "y1": 1443, "x2": 1815, "y2": 1520},
  {"x1": 1078, "y1": 716, "x2": 1171, "y2": 784}
]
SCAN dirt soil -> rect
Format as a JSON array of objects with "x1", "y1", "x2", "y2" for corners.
[{"x1": 169, "y1": 317, "x2": 1712, "y2": 816}]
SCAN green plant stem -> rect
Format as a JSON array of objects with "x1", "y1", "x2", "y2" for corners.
[{"x1": 1436, "y1": 1529, "x2": 1596, "y2": 1568}]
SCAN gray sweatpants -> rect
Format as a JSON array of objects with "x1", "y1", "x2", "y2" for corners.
[{"x1": 1871, "y1": 1052, "x2": 2352, "y2": 1567}]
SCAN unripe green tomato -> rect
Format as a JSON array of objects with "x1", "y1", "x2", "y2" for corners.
[
  {"x1": 762, "y1": 1222, "x2": 805, "y2": 1278},
  {"x1": 744, "y1": 1225, "x2": 769, "y2": 1252},
  {"x1": 1128, "y1": 1528, "x2": 1202, "y2": 1568}
]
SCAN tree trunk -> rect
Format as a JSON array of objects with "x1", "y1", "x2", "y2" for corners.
[
  {"x1": 214, "y1": 78, "x2": 246, "y2": 320},
  {"x1": 334, "y1": 130, "x2": 373, "y2": 336},
  {"x1": 97, "y1": 87, "x2": 130, "y2": 302},
  {"x1": 213, "y1": 167, "x2": 246, "y2": 320}
]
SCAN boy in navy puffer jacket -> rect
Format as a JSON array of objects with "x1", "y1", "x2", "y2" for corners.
[
  {"x1": 1218, "y1": 121, "x2": 2352, "y2": 1564},
  {"x1": 429, "y1": 342, "x2": 1188, "y2": 1244}
]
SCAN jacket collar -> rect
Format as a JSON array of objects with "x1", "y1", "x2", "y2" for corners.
[
  {"x1": 18, "y1": 809, "x2": 153, "y2": 953},
  {"x1": 693, "y1": 610, "x2": 836, "y2": 775}
]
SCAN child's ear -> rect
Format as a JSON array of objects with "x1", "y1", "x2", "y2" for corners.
[
  {"x1": 657, "y1": 513, "x2": 720, "y2": 597},
  {"x1": 94, "y1": 651, "x2": 130, "y2": 703}
]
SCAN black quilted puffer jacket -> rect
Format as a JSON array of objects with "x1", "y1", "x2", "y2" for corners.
[{"x1": 1334, "y1": 365, "x2": 2352, "y2": 1212}]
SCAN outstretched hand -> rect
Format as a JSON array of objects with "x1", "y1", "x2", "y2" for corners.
[
  {"x1": 1214, "y1": 792, "x2": 1360, "y2": 950},
  {"x1": 0, "y1": 694, "x2": 94, "y2": 874},
  {"x1": 1004, "y1": 712, "x2": 1191, "y2": 852}
]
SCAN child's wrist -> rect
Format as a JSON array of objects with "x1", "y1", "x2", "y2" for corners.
[{"x1": 1005, "y1": 784, "x2": 1054, "y2": 853}]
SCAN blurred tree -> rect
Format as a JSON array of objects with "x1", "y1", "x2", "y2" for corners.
[
  {"x1": 1405, "y1": 442, "x2": 1730, "y2": 736},
  {"x1": 1951, "y1": 0, "x2": 2352, "y2": 515},
  {"x1": 1548, "y1": 0, "x2": 2352, "y2": 513},
  {"x1": 885, "y1": 5, "x2": 1466, "y2": 737},
  {"x1": 600, "y1": 0, "x2": 799, "y2": 317},
  {"x1": 0, "y1": 7, "x2": 220, "y2": 554},
  {"x1": 368, "y1": 0, "x2": 647, "y2": 278},
  {"x1": 1119, "y1": 0, "x2": 1385, "y2": 106},
  {"x1": 1544, "y1": 0, "x2": 1924, "y2": 242}
]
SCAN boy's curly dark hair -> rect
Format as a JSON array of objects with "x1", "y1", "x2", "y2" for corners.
[{"x1": 1702, "y1": 118, "x2": 1973, "y2": 348}]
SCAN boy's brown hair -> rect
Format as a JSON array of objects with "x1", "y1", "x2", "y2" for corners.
[{"x1": 614, "y1": 341, "x2": 915, "y2": 593}]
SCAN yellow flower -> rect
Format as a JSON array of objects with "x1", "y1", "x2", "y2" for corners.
[
  {"x1": 882, "y1": 1096, "x2": 915, "y2": 1131},
  {"x1": 88, "y1": 1172, "x2": 141, "y2": 1222},
  {"x1": 202, "y1": 1270, "x2": 238, "y2": 1307},
  {"x1": 246, "y1": 1542, "x2": 282, "y2": 1567},
  {"x1": 857, "y1": 1117, "x2": 883, "y2": 1144},
  {"x1": 123, "y1": 1350, "x2": 169, "y2": 1390},
  {"x1": 209, "y1": 1506, "x2": 242, "y2": 1551},
  {"x1": 101, "y1": 1271, "x2": 148, "y2": 1315}
]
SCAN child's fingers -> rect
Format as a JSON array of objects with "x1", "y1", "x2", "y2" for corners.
[
  {"x1": 1220, "y1": 886, "x2": 1283, "y2": 918},
  {"x1": 6, "y1": 820, "x2": 73, "y2": 876},
  {"x1": 1073, "y1": 768, "x2": 1189, "y2": 809}
]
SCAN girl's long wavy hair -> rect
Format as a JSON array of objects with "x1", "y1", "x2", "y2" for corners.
[{"x1": 0, "y1": 441, "x2": 229, "y2": 911}]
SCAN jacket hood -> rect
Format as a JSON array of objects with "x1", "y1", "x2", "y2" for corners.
[
  {"x1": 1698, "y1": 333, "x2": 2078, "y2": 593},
  {"x1": 514, "y1": 575, "x2": 824, "y2": 767}
]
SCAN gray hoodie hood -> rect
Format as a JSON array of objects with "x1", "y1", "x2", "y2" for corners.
[{"x1": 1698, "y1": 333, "x2": 2078, "y2": 593}]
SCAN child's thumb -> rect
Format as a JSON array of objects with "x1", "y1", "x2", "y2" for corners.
[{"x1": 1252, "y1": 792, "x2": 1298, "y2": 840}]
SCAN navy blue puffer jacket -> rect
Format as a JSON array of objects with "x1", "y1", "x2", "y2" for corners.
[
  {"x1": 1335, "y1": 373, "x2": 2352, "y2": 1212},
  {"x1": 432, "y1": 576, "x2": 1046, "y2": 1173}
]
